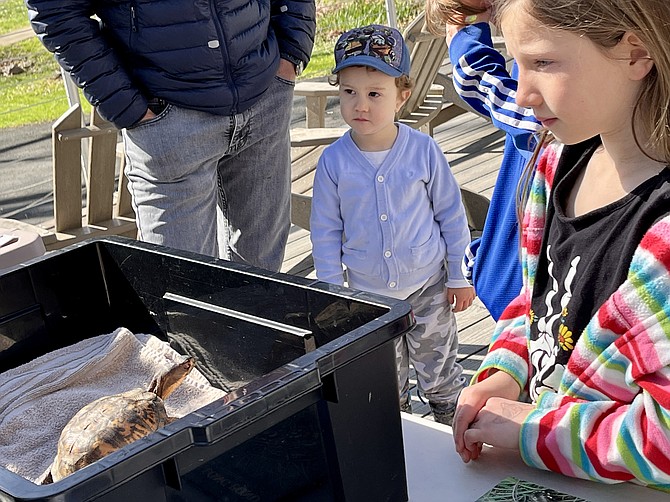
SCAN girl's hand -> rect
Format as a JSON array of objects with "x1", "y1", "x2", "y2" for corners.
[
  {"x1": 445, "y1": 2, "x2": 493, "y2": 46},
  {"x1": 452, "y1": 371, "x2": 521, "y2": 462},
  {"x1": 463, "y1": 397, "x2": 534, "y2": 452},
  {"x1": 447, "y1": 286, "x2": 475, "y2": 312}
]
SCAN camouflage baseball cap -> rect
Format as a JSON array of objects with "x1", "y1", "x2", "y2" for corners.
[{"x1": 333, "y1": 24, "x2": 411, "y2": 77}]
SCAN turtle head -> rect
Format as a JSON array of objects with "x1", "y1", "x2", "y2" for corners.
[{"x1": 148, "y1": 357, "x2": 196, "y2": 399}]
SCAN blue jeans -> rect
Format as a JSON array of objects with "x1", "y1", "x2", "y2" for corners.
[{"x1": 122, "y1": 76, "x2": 294, "y2": 272}]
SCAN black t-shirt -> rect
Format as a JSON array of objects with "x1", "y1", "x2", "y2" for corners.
[{"x1": 528, "y1": 137, "x2": 670, "y2": 400}]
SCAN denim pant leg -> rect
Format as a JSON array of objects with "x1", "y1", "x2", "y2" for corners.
[
  {"x1": 216, "y1": 76, "x2": 294, "y2": 272},
  {"x1": 122, "y1": 105, "x2": 230, "y2": 258},
  {"x1": 395, "y1": 270, "x2": 467, "y2": 406}
]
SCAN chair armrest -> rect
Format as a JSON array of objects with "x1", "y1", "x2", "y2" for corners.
[
  {"x1": 294, "y1": 82, "x2": 339, "y2": 128},
  {"x1": 290, "y1": 127, "x2": 349, "y2": 147},
  {"x1": 294, "y1": 81, "x2": 338, "y2": 97},
  {"x1": 291, "y1": 193, "x2": 312, "y2": 231}
]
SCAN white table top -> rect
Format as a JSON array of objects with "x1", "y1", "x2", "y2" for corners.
[{"x1": 401, "y1": 414, "x2": 669, "y2": 501}]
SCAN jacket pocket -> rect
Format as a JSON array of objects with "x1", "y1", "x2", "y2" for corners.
[{"x1": 274, "y1": 75, "x2": 296, "y2": 87}]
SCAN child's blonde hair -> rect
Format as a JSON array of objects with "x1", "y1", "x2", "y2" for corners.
[
  {"x1": 424, "y1": 0, "x2": 490, "y2": 36},
  {"x1": 495, "y1": 0, "x2": 670, "y2": 223}
]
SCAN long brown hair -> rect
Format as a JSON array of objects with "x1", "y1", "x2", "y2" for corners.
[
  {"x1": 424, "y1": 0, "x2": 490, "y2": 36},
  {"x1": 492, "y1": 0, "x2": 669, "y2": 225},
  {"x1": 493, "y1": 0, "x2": 669, "y2": 162}
]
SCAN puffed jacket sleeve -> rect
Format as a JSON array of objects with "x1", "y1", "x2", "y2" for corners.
[
  {"x1": 270, "y1": 0, "x2": 316, "y2": 69},
  {"x1": 25, "y1": 0, "x2": 148, "y2": 128}
]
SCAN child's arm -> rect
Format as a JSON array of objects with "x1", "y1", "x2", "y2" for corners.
[
  {"x1": 519, "y1": 216, "x2": 670, "y2": 488},
  {"x1": 453, "y1": 291, "x2": 530, "y2": 461},
  {"x1": 309, "y1": 156, "x2": 346, "y2": 286},
  {"x1": 448, "y1": 22, "x2": 541, "y2": 155}
]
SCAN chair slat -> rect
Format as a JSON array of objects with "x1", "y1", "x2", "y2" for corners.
[
  {"x1": 52, "y1": 105, "x2": 83, "y2": 233},
  {"x1": 86, "y1": 108, "x2": 117, "y2": 225}
]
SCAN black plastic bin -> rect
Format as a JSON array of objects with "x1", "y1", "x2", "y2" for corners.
[{"x1": 0, "y1": 237, "x2": 414, "y2": 502}]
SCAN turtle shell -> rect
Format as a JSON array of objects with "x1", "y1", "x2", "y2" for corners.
[
  {"x1": 50, "y1": 388, "x2": 169, "y2": 482},
  {"x1": 44, "y1": 357, "x2": 195, "y2": 484}
]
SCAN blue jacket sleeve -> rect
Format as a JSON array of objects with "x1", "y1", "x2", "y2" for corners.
[
  {"x1": 271, "y1": 0, "x2": 316, "y2": 67},
  {"x1": 25, "y1": 0, "x2": 147, "y2": 129},
  {"x1": 448, "y1": 23, "x2": 540, "y2": 155}
]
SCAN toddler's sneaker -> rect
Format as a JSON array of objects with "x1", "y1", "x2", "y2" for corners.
[
  {"x1": 429, "y1": 401, "x2": 456, "y2": 426},
  {"x1": 400, "y1": 398, "x2": 413, "y2": 414}
]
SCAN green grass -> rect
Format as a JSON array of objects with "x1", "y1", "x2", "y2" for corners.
[
  {"x1": 0, "y1": 37, "x2": 79, "y2": 128},
  {"x1": 304, "y1": 0, "x2": 423, "y2": 78},
  {"x1": 0, "y1": 0, "x2": 29, "y2": 35},
  {"x1": 0, "y1": 0, "x2": 82, "y2": 128},
  {"x1": 0, "y1": 0, "x2": 423, "y2": 128}
]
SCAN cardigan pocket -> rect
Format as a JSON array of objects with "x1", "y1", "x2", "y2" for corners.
[
  {"x1": 402, "y1": 234, "x2": 440, "y2": 273},
  {"x1": 341, "y1": 246, "x2": 380, "y2": 276}
]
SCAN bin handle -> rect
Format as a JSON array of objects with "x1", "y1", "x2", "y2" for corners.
[{"x1": 163, "y1": 292, "x2": 314, "y2": 338}]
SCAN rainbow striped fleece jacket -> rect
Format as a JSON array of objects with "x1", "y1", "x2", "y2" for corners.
[{"x1": 473, "y1": 142, "x2": 670, "y2": 491}]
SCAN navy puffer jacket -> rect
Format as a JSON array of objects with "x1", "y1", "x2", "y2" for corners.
[{"x1": 25, "y1": 0, "x2": 316, "y2": 129}]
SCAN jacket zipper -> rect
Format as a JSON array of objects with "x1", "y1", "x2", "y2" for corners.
[
  {"x1": 130, "y1": 4, "x2": 137, "y2": 32},
  {"x1": 208, "y1": 0, "x2": 238, "y2": 114}
]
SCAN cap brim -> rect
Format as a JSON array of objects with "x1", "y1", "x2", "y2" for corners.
[{"x1": 333, "y1": 55, "x2": 403, "y2": 77}]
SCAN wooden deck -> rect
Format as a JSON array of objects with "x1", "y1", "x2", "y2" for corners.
[{"x1": 282, "y1": 109, "x2": 503, "y2": 420}]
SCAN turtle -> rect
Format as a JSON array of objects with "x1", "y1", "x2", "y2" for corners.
[{"x1": 42, "y1": 356, "x2": 196, "y2": 484}]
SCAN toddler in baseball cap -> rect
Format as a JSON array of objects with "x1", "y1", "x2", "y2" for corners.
[{"x1": 333, "y1": 24, "x2": 411, "y2": 77}]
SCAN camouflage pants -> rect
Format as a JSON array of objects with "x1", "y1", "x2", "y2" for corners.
[{"x1": 395, "y1": 269, "x2": 466, "y2": 406}]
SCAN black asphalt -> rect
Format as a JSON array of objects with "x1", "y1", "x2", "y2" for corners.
[{"x1": 0, "y1": 121, "x2": 52, "y2": 226}]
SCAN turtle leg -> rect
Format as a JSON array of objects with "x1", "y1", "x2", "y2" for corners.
[{"x1": 40, "y1": 470, "x2": 54, "y2": 485}]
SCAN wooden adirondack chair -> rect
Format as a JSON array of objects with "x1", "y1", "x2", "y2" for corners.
[
  {"x1": 4, "y1": 105, "x2": 137, "y2": 251},
  {"x1": 43, "y1": 105, "x2": 136, "y2": 250}
]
